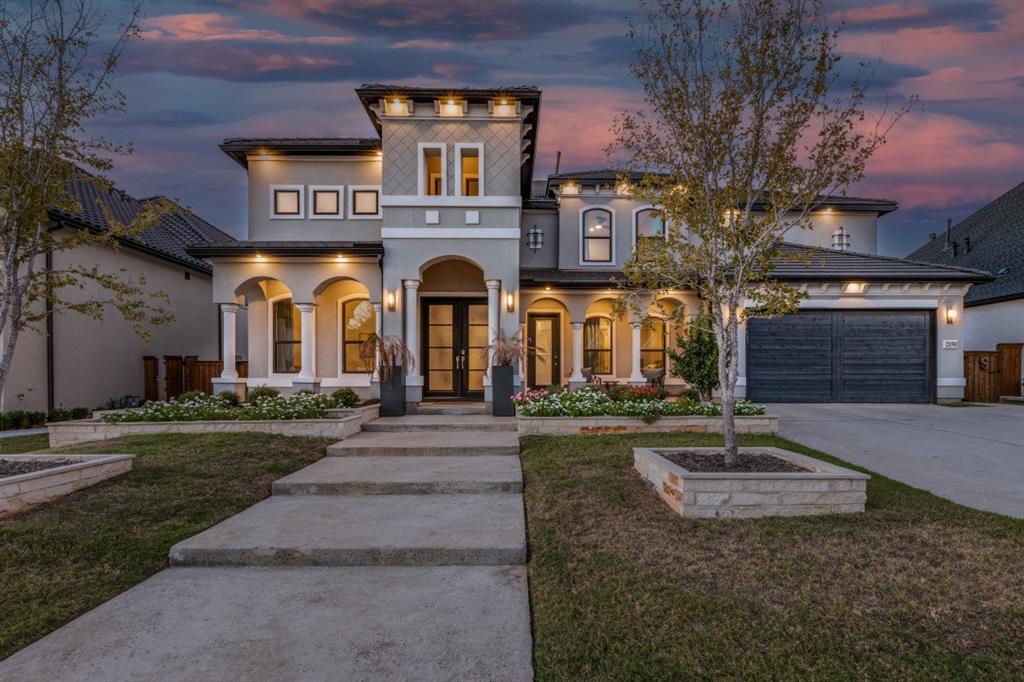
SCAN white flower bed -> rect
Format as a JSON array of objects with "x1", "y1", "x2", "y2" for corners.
[{"x1": 512, "y1": 387, "x2": 765, "y2": 420}]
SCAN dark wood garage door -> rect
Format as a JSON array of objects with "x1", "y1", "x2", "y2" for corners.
[{"x1": 747, "y1": 310, "x2": 933, "y2": 403}]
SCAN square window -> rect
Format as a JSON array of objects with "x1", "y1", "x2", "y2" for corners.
[
  {"x1": 352, "y1": 190, "x2": 379, "y2": 216},
  {"x1": 274, "y1": 189, "x2": 300, "y2": 215},
  {"x1": 313, "y1": 189, "x2": 339, "y2": 215}
]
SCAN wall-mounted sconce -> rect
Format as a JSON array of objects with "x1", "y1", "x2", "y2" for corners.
[
  {"x1": 527, "y1": 224, "x2": 544, "y2": 252},
  {"x1": 386, "y1": 290, "x2": 397, "y2": 311},
  {"x1": 506, "y1": 292, "x2": 515, "y2": 312},
  {"x1": 946, "y1": 305, "x2": 958, "y2": 324}
]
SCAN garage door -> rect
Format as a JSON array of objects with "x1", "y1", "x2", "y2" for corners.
[{"x1": 747, "y1": 310, "x2": 933, "y2": 403}]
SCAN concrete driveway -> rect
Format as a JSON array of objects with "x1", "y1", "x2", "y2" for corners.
[{"x1": 767, "y1": 403, "x2": 1024, "y2": 518}]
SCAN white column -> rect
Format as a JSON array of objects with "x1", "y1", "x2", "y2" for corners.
[
  {"x1": 371, "y1": 302, "x2": 383, "y2": 381},
  {"x1": 403, "y1": 280, "x2": 420, "y2": 380},
  {"x1": 629, "y1": 321, "x2": 645, "y2": 385},
  {"x1": 297, "y1": 303, "x2": 316, "y2": 380},
  {"x1": 219, "y1": 303, "x2": 239, "y2": 379},
  {"x1": 570, "y1": 321, "x2": 585, "y2": 384},
  {"x1": 485, "y1": 279, "x2": 501, "y2": 380}
]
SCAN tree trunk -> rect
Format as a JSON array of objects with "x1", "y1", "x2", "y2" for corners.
[{"x1": 712, "y1": 300, "x2": 740, "y2": 465}]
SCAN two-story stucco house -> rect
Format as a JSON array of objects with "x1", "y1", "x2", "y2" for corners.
[{"x1": 188, "y1": 85, "x2": 990, "y2": 407}]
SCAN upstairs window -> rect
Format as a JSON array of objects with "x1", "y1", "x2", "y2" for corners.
[
  {"x1": 270, "y1": 185, "x2": 304, "y2": 219},
  {"x1": 419, "y1": 143, "x2": 446, "y2": 196},
  {"x1": 349, "y1": 186, "x2": 381, "y2": 219},
  {"x1": 581, "y1": 208, "x2": 614, "y2": 263},
  {"x1": 584, "y1": 317, "x2": 613, "y2": 375},
  {"x1": 272, "y1": 298, "x2": 301, "y2": 373},
  {"x1": 635, "y1": 208, "x2": 666, "y2": 244},
  {"x1": 456, "y1": 143, "x2": 483, "y2": 196},
  {"x1": 310, "y1": 186, "x2": 342, "y2": 218}
]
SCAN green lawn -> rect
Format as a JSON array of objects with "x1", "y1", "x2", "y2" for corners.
[
  {"x1": 521, "y1": 433, "x2": 1024, "y2": 681},
  {"x1": 0, "y1": 433, "x2": 331, "y2": 660},
  {"x1": 0, "y1": 433, "x2": 49, "y2": 454}
]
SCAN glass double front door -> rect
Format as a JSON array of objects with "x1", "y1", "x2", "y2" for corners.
[{"x1": 422, "y1": 299, "x2": 488, "y2": 398}]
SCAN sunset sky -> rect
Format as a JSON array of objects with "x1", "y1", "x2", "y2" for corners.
[{"x1": 90, "y1": 0, "x2": 1023, "y2": 255}]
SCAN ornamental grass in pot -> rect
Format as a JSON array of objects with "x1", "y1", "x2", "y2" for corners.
[
  {"x1": 486, "y1": 330, "x2": 526, "y2": 417},
  {"x1": 360, "y1": 333, "x2": 414, "y2": 417}
]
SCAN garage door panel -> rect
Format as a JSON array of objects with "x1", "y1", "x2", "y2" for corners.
[{"x1": 748, "y1": 310, "x2": 932, "y2": 403}]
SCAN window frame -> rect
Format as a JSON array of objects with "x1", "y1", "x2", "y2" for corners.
[
  {"x1": 339, "y1": 296, "x2": 375, "y2": 376},
  {"x1": 632, "y1": 205, "x2": 669, "y2": 247},
  {"x1": 269, "y1": 185, "x2": 304, "y2": 220},
  {"x1": 308, "y1": 185, "x2": 344, "y2": 219},
  {"x1": 583, "y1": 315, "x2": 614, "y2": 377},
  {"x1": 579, "y1": 206, "x2": 616, "y2": 265},
  {"x1": 417, "y1": 142, "x2": 447, "y2": 197},
  {"x1": 269, "y1": 295, "x2": 302, "y2": 375},
  {"x1": 348, "y1": 185, "x2": 382, "y2": 219},
  {"x1": 454, "y1": 142, "x2": 484, "y2": 197},
  {"x1": 640, "y1": 315, "x2": 668, "y2": 372}
]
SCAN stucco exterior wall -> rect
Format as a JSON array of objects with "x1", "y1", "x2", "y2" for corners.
[
  {"x1": 963, "y1": 299, "x2": 1024, "y2": 350},
  {"x1": 520, "y1": 208, "x2": 559, "y2": 268},
  {"x1": 247, "y1": 156, "x2": 383, "y2": 242}
]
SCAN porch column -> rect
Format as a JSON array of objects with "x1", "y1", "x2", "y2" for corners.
[
  {"x1": 629, "y1": 321, "x2": 645, "y2": 385},
  {"x1": 485, "y1": 280, "x2": 501, "y2": 380},
  {"x1": 297, "y1": 303, "x2": 316, "y2": 381},
  {"x1": 570, "y1": 321, "x2": 585, "y2": 388},
  {"x1": 219, "y1": 303, "x2": 239, "y2": 379},
  {"x1": 403, "y1": 280, "x2": 421, "y2": 382},
  {"x1": 371, "y1": 302, "x2": 383, "y2": 382}
]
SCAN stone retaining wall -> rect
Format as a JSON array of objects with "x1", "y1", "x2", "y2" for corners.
[
  {"x1": 634, "y1": 446, "x2": 868, "y2": 518},
  {"x1": 1, "y1": 454, "x2": 134, "y2": 516},
  {"x1": 47, "y1": 415, "x2": 363, "y2": 448},
  {"x1": 518, "y1": 415, "x2": 778, "y2": 436}
]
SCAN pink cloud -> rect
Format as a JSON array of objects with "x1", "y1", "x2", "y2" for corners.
[{"x1": 142, "y1": 13, "x2": 354, "y2": 45}]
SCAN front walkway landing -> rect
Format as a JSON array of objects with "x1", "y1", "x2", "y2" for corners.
[{"x1": 0, "y1": 413, "x2": 532, "y2": 681}]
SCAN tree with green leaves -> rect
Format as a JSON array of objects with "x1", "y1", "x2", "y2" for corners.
[
  {"x1": 667, "y1": 308, "x2": 718, "y2": 402},
  {"x1": 612, "y1": 0, "x2": 910, "y2": 463},
  {"x1": 0, "y1": 0, "x2": 173, "y2": 398}
]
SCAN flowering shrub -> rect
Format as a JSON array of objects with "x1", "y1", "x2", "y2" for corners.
[
  {"x1": 512, "y1": 386, "x2": 765, "y2": 420},
  {"x1": 103, "y1": 391, "x2": 343, "y2": 423}
]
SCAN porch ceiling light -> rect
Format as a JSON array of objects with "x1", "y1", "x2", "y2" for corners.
[
  {"x1": 255, "y1": 253, "x2": 265, "y2": 261},
  {"x1": 527, "y1": 224, "x2": 544, "y2": 252},
  {"x1": 561, "y1": 180, "x2": 581, "y2": 195}
]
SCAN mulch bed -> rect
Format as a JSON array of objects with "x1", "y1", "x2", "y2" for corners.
[
  {"x1": 662, "y1": 450, "x2": 808, "y2": 473},
  {"x1": 0, "y1": 458, "x2": 75, "y2": 478}
]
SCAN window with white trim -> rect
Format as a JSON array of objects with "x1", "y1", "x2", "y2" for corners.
[
  {"x1": 456, "y1": 143, "x2": 483, "y2": 196},
  {"x1": 272, "y1": 298, "x2": 301, "y2": 373},
  {"x1": 582, "y1": 208, "x2": 613, "y2": 263},
  {"x1": 584, "y1": 317, "x2": 613, "y2": 374},
  {"x1": 342, "y1": 299, "x2": 375, "y2": 373},
  {"x1": 270, "y1": 185, "x2": 304, "y2": 219},
  {"x1": 348, "y1": 185, "x2": 381, "y2": 219},
  {"x1": 419, "y1": 143, "x2": 446, "y2": 196},
  {"x1": 635, "y1": 208, "x2": 666, "y2": 242},
  {"x1": 640, "y1": 317, "x2": 667, "y2": 371},
  {"x1": 310, "y1": 185, "x2": 343, "y2": 218}
]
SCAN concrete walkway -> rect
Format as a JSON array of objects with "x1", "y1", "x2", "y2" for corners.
[
  {"x1": 0, "y1": 412, "x2": 533, "y2": 681},
  {"x1": 769, "y1": 403, "x2": 1024, "y2": 518}
]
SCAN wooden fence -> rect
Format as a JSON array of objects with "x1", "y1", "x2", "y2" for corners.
[
  {"x1": 964, "y1": 343, "x2": 1023, "y2": 402},
  {"x1": 144, "y1": 356, "x2": 249, "y2": 401}
]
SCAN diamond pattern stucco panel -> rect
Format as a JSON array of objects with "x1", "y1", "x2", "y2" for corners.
[{"x1": 383, "y1": 120, "x2": 522, "y2": 196}]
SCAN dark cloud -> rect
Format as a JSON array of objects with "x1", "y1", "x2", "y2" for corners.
[
  {"x1": 834, "y1": 1, "x2": 1006, "y2": 33},
  {"x1": 217, "y1": 0, "x2": 605, "y2": 41},
  {"x1": 836, "y1": 54, "x2": 929, "y2": 91}
]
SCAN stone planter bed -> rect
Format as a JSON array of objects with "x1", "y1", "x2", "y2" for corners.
[
  {"x1": 634, "y1": 446, "x2": 868, "y2": 518},
  {"x1": 324, "y1": 403, "x2": 380, "y2": 423},
  {"x1": 518, "y1": 414, "x2": 778, "y2": 436},
  {"x1": 1, "y1": 454, "x2": 134, "y2": 516},
  {"x1": 47, "y1": 415, "x2": 364, "y2": 448}
]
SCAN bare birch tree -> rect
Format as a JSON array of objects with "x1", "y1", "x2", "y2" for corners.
[
  {"x1": 612, "y1": 0, "x2": 910, "y2": 462},
  {"x1": 0, "y1": 0, "x2": 173, "y2": 398}
]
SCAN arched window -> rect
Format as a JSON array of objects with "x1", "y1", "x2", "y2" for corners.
[
  {"x1": 272, "y1": 298, "x2": 301, "y2": 373},
  {"x1": 342, "y1": 299, "x2": 375, "y2": 373},
  {"x1": 584, "y1": 317, "x2": 613, "y2": 374},
  {"x1": 581, "y1": 208, "x2": 613, "y2": 263},
  {"x1": 640, "y1": 317, "x2": 667, "y2": 371},
  {"x1": 634, "y1": 208, "x2": 666, "y2": 244}
]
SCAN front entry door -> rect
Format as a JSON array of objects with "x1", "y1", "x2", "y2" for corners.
[
  {"x1": 527, "y1": 313, "x2": 561, "y2": 389},
  {"x1": 422, "y1": 299, "x2": 487, "y2": 398}
]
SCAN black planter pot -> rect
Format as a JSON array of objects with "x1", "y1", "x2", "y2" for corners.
[
  {"x1": 379, "y1": 364, "x2": 406, "y2": 417},
  {"x1": 491, "y1": 365, "x2": 515, "y2": 417}
]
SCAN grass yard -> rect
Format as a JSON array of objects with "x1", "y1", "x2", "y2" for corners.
[
  {"x1": 0, "y1": 433, "x2": 331, "y2": 660},
  {"x1": 521, "y1": 433, "x2": 1024, "y2": 681},
  {"x1": 0, "y1": 433, "x2": 49, "y2": 454}
]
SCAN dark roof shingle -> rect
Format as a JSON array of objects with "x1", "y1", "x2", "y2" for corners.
[{"x1": 906, "y1": 181, "x2": 1024, "y2": 305}]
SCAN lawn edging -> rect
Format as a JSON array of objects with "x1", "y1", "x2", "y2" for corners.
[
  {"x1": 1, "y1": 454, "x2": 134, "y2": 516},
  {"x1": 517, "y1": 414, "x2": 778, "y2": 436}
]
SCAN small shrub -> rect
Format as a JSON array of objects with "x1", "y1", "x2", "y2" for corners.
[
  {"x1": 511, "y1": 386, "x2": 765, "y2": 418},
  {"x1": 247, "y1": 386, "x2": 280, "y2": 402},
  {"x1": 174, "y1": 391, "x2": 205, "y2": 403},
  {"x1": 330, "y1": 387, "x2": 360, "y2": 408},
  {"x1": 217, "y1": 391, "x2": 241, "y2": 407},
  {"x1": 293, "y1": 389, "x2": 316, "y2": 396},
  {"x1": 667, "y1": 309, "x2": 720, "y2": 402},
  {"x1": 102, "y1": 394, "x2": 143, "y2": 410},
  {"x1": 607, "y1": 384, "x2": 668, "y2": 401}
]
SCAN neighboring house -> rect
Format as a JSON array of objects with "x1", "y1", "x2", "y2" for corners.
[
  {"x1": 907, "y1": 181, "x2": 1024, "y2": 352},
  {"x1": 189, "y1": 85, "x2": 989, "y2": 406},
  {"x1": 1, "y1": 175, "x2": 236, "y2": 413}
]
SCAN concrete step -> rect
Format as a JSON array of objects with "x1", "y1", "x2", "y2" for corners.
[
  {"x1": 364, "y1": 415, "x2": 517, "y2": 432},
  {"x1": 413, "y1": 402, "x2": 487, "y2": 416},
  {"x1": 169, "y1": 494, "x2": 526, "y2": 567},
  {"x1": 272, "y1": 456, "x2": 523, "y2": 495},
  {"x1": 327, "y1": 430, "x2": 520, "y2": 457}
]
